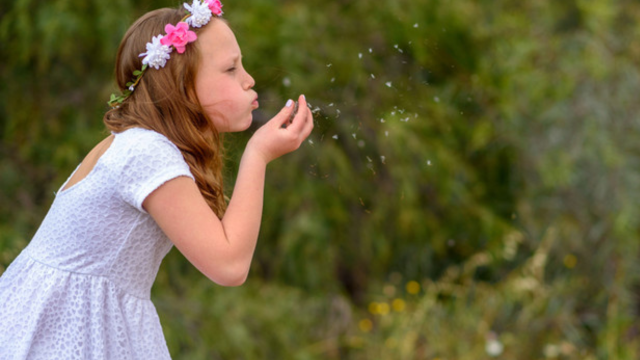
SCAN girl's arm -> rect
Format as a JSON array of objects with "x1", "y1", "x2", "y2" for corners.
[{"x1": 143, "y1": 95, "x2": 313, "y2": 286}]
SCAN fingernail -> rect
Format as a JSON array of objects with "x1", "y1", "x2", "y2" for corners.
[
  {"x1": 286, "y1": 99, "x2": 293, "y2": 107},
  {"x1": 302, "y1": 94, "x2": 306, "y2": 101}
]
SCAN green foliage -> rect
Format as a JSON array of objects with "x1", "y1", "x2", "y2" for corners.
[{"x1": 2, "y1": 0, "x2": 640, "y2": 358}]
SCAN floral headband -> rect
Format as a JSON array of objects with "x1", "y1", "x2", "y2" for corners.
[{"x1": 108, "y1": 0, "x2": 223, "y2": 108}]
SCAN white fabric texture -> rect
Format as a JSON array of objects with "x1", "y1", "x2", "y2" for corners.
[{"x1": 0, "y1": 128, "x2": 194, "y2": 359}]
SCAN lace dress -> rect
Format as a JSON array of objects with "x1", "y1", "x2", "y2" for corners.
[{"x1": 0, "y1": 128, "x2": 194, "y2": 359}]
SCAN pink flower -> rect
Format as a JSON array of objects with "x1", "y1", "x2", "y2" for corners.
[
  {"x1": 205, "y1": 0, "x2": 223, "y2": 16},
  {"x1": 160, "y1": 22, "x2": 197, "y2": 54}
]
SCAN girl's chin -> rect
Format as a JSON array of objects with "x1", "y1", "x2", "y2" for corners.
[{"x1": 231, "y1": 116, "x2": 253, "y2": 133}]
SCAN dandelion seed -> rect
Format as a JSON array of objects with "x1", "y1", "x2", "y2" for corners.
[
  {"x1": 329, "y1": 103, "x2": 334, "y2": 107},
  {"x1": 282, "y1": 77, "x2": 291, "y2": 87},
  {"x1": 385, "y1": 82, "x2": 392, "y2": 87},
  {"x1": 331, "y1": 77, "x2": 335, "y2": 83},
  {"x1": 366, "y1": 156, "x2": 372, "y2": 162},
  {"x1": 336, "y1": 109, "x2": 341, "y2": 117},
  {"x1": 380, "y1": 155, "x2": 386, "y2": 164},
  {"x1": 332, "y1": 134, "x2": 339, "y2": 140},
  {"x1": 391, "y1": 111, "x2": 396, "y2": 115},
  {"x1": 380, "y1": 118, "x2": 385, "y2": 123},
  {"x1": 312, "y1": 107, "x2": 321, "y2": 113},
  {"x1": 371, "y1": 73, "x2": 376, "y2": 79},
  {"x1": 398, "y1": 109, "x2": 405, "y2": 114},
  {"x1": 352, "y1": 133, "x2": 357, "y2": 139},
  {"x1": 385, "y1": 131, "x2": 389, "y2": 137},
  {"x1": 308, "y1": 139, "x2": 314, "y2": 145},
  {"x1": 326, "y1": 63, "x2": 332, "y2": 67},
  {"x1": 369, "y1": 48, "x2": 373, "y2": 53},
  {"x1": 427, "y1": 160, "x2": 432, "y2": 166},
  {"x1": 358, "y1": 53, "x2": 363, "y2": 59},
  {"x1": 414, "y1": 23, "x2": 419, "y2": 28},
  {"x1": 434, "y1": 96, "x2": 440, "y2": 102},
  {"x1": 367, "y1": 163, "x2": 374, "y2": 173}
]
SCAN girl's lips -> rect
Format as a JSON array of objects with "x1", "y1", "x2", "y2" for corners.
[{"x1": 252, "y1": 96, "x2": 259, "y2": 109}]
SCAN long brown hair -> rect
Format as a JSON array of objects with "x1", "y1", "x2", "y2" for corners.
[{"x1": 104, "y1": 8, "x2": 227, "y2": 217}]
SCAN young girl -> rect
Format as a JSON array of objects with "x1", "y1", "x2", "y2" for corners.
[{"x1": 0, "y1": 1, "x2": 313, "y2": 358}]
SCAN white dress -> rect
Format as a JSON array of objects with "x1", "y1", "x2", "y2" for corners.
[{"x1": 0, "y1": 128, "x2": 194, "y2": 359}]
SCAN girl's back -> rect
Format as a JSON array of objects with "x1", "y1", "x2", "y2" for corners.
[{"x1": 0, "y1": 128, "x2": 191, "y2": 359}]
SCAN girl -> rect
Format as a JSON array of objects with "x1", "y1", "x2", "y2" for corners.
[{"x1": 0, "y1": 1, "x2": 313, "y2": 358}]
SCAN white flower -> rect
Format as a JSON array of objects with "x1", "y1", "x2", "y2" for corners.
[
  {"x1": 139, "y1": 35, "x2": 172, "y2": 69},
  {"x1": 485, "y1": 339, "x2": 504, "y2": 357},
  {"x1": 184, "y1": 0, "x2": 212, "y2": 28}
]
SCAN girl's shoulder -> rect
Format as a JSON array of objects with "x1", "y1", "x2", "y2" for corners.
[
  {"x1": 110, "y1": 127, "x2": 193, "y2": 211},
  {"x1": 106, "y1": 127, "x2": 187, "y2": 173},
  {"x1": 112, "y1": 127, "x2": 181, "y2": 155},
  {"x1": 114, "y1": 127, "x2": 171, "y2": 144}
]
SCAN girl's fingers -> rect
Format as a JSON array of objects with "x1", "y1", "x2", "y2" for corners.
[
  {"x1": 301, "y1": 106, "x2": 314, "y2": 139},
  {"x1": 286, "y1": 95, "x2": 310, "y2": 133},
  {"x1": 272, "y1": 99, "x2": 297, "y2": 128}
]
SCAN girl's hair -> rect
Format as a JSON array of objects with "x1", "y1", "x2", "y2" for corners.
[{"x1": 104, "y1": 8, "x2": 227, "y2": 218}]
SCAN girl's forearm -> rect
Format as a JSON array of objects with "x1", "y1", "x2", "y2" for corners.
[{"x1": 220, "y1": 148, "x2": 268, "y2": 272}]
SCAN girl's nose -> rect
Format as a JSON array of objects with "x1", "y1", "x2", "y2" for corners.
[{"x1": 245, "y1": 72, "x2": 255, "y2": 90}]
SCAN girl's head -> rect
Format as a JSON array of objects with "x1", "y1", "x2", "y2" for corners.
[
  {"x1": 104, "y1": 1, "x2": 249, "y2": 217},
  {"x1": 195, "y1": 20, "x2": 257, "y2": 133}
]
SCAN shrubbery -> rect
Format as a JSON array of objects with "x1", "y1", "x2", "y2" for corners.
[{"x1": 1, "y1": 0, "x2": 639, "y2": 358}]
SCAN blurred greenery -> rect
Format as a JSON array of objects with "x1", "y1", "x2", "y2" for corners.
[{"x1": 1, "y1": 0, "x2": 640, "y2": 358}]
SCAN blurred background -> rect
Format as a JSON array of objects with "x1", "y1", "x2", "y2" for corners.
[{"x1": 1, "y1": 0, "x2": 639, "y2": 358}]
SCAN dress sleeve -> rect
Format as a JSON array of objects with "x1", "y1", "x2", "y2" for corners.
[{"x1": 117, "y1": 131, "x2": 194, "y2": 213}]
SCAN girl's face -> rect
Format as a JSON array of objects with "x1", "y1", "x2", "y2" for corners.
[{"x1": 195, "y1": 20, "x2": 257, "y2": 133}]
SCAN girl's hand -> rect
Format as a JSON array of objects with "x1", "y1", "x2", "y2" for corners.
[{"x1": 247, "y1": 94, "x2": 314, "y2": 164}]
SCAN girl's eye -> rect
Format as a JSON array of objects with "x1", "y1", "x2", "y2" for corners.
[{"x1": 227, "y1": 67, "x2": 237, "y2": 73}]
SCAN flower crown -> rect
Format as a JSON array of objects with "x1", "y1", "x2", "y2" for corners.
[{"x1": 108, "y1": 0, "x2": 223, "y2": 108}]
